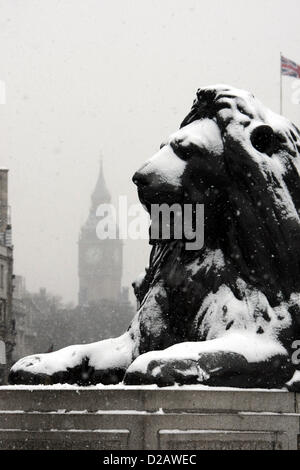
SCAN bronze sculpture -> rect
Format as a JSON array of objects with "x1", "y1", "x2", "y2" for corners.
[{"x1": 9, "y1": 85, "x2": 300, "y2": 390}]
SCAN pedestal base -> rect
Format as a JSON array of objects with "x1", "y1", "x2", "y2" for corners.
[{"x1": 0, "y1": 386, "x2": 299, "y2": 450}]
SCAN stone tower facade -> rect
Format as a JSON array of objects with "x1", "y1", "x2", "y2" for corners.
[
  {"x1": 0, "y1": 169, "x2": 15, "y2": 384},
  {"x1": 78, "y1": 162, "x2": 123, "y2": 306}
]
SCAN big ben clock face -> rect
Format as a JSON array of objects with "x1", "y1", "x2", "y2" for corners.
[{"x1": 86, "y1": 247, "x2": 102, "y2": 264}]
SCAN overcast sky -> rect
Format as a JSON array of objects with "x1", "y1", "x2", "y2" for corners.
[{"x1": 0, "y1": 0, "x2": 300, "y2": 304}]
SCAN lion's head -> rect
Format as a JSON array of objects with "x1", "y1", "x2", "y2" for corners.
[{"x1": 133, "y1": 85, "x2": 300, "y2": 309}]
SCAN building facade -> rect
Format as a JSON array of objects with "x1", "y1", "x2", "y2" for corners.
[
  {"x1": 12, "y1": 275, "x2": 37, "y2": 362},
  {"x1": 78, "y1": 161, "x2": 123, "y2": 305},
  {"x1": 77, "y1": 161, "x2": 135, "y2": 337},
  {"x1": 0, "y1": 169, "x2": 15, "y2": 384}
]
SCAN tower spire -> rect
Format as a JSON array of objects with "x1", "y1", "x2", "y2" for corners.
[
  {"x1": 99, "y1": 154, "x2": 103, "y2": 175},
  {"x1": 78, "y1": 153, "x2": 125, "y2": 307},
  {"x1": 91, "y1": 156, "x2": 111, "y2": 209}
]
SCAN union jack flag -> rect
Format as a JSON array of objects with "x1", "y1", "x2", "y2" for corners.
[{"x1": 281, "y1": 55, "x2": 300, "y2": 78}]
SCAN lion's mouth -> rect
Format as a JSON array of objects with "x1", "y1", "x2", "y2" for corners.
[
  {"x1": 137, "y1": 186, "x2": 185, "y2": 213},
  {"x1": 137, "y1": 189, "x2": 152, "y2": 213},
  {"x1": 137, "y1": 187, "x2": 203, "y2": 247}
]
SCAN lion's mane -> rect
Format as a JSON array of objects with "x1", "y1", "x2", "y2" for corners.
[{"x1": 137, "y1": 86, "x2": 300, "y2": 354}]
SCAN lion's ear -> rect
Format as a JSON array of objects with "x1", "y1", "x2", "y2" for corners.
[{"x1": 250, "y1": 125, "x2": 275, "y2": 156}]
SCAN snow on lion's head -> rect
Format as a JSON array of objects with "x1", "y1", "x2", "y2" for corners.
[{"x1": 133, "y1": 85, "x2": 300, "y2": 318}]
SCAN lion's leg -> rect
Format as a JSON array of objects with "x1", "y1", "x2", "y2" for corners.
[
  {"x1": 124, "y1": 331, "x2": 294, "y2": 388},
  {"x1": 9, "y1": 332, "x2": 136, "y2": 385}
]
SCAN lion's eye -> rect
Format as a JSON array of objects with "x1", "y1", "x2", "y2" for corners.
[
  {"x1": 250, "y1": 125, "x2": 275, "y2": 156},
  {"x1": 170, "y1": 139, "x2": 192, "y2": 161}
]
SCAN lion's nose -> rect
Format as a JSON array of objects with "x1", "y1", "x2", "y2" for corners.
[{"x1": 132, "y1": 171, "x2": 151, "y2": 187}]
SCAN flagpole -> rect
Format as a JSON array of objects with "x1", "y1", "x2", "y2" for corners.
[{"x1": 280, "y1": 52, "x2": 283, "y2": 115}]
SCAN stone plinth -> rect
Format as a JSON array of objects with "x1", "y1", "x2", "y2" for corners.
[{"x1": 0, "y1": 386, "x2": 299, "y2": 450}]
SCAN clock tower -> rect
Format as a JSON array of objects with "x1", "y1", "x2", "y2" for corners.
[{"x1": 78, "y1": 161, "x2": 123, "y2": 306}]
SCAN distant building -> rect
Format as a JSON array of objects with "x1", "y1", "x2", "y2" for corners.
[
  {"x1": 78, "y1": 161, "x2": 123, "y2": 305},
  {"x1": 78, "y1": 161, "x2": 134, "y2": 335},
  {"x1": 0, "y1": 169, "x2": 15, "y2": 384},
  {"x1": 12, "y1": 284, "x2": 63, "y2": 360},
  {"x1": 12, "y1": 275, "x2": 36, "y2": 362}
]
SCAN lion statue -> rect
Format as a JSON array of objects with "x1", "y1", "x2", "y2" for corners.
[{"x1": 9, "y1": 85, "x2": 300, "y2": 390}]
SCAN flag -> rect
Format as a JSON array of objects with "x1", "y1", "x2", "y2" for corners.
[{"x1": 281, "y1": 55, "x2": 300, "y2": 78}]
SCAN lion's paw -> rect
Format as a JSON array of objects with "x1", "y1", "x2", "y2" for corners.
[{"x1": 124, "y1": 352, "x2": 210, "y2": 386}]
